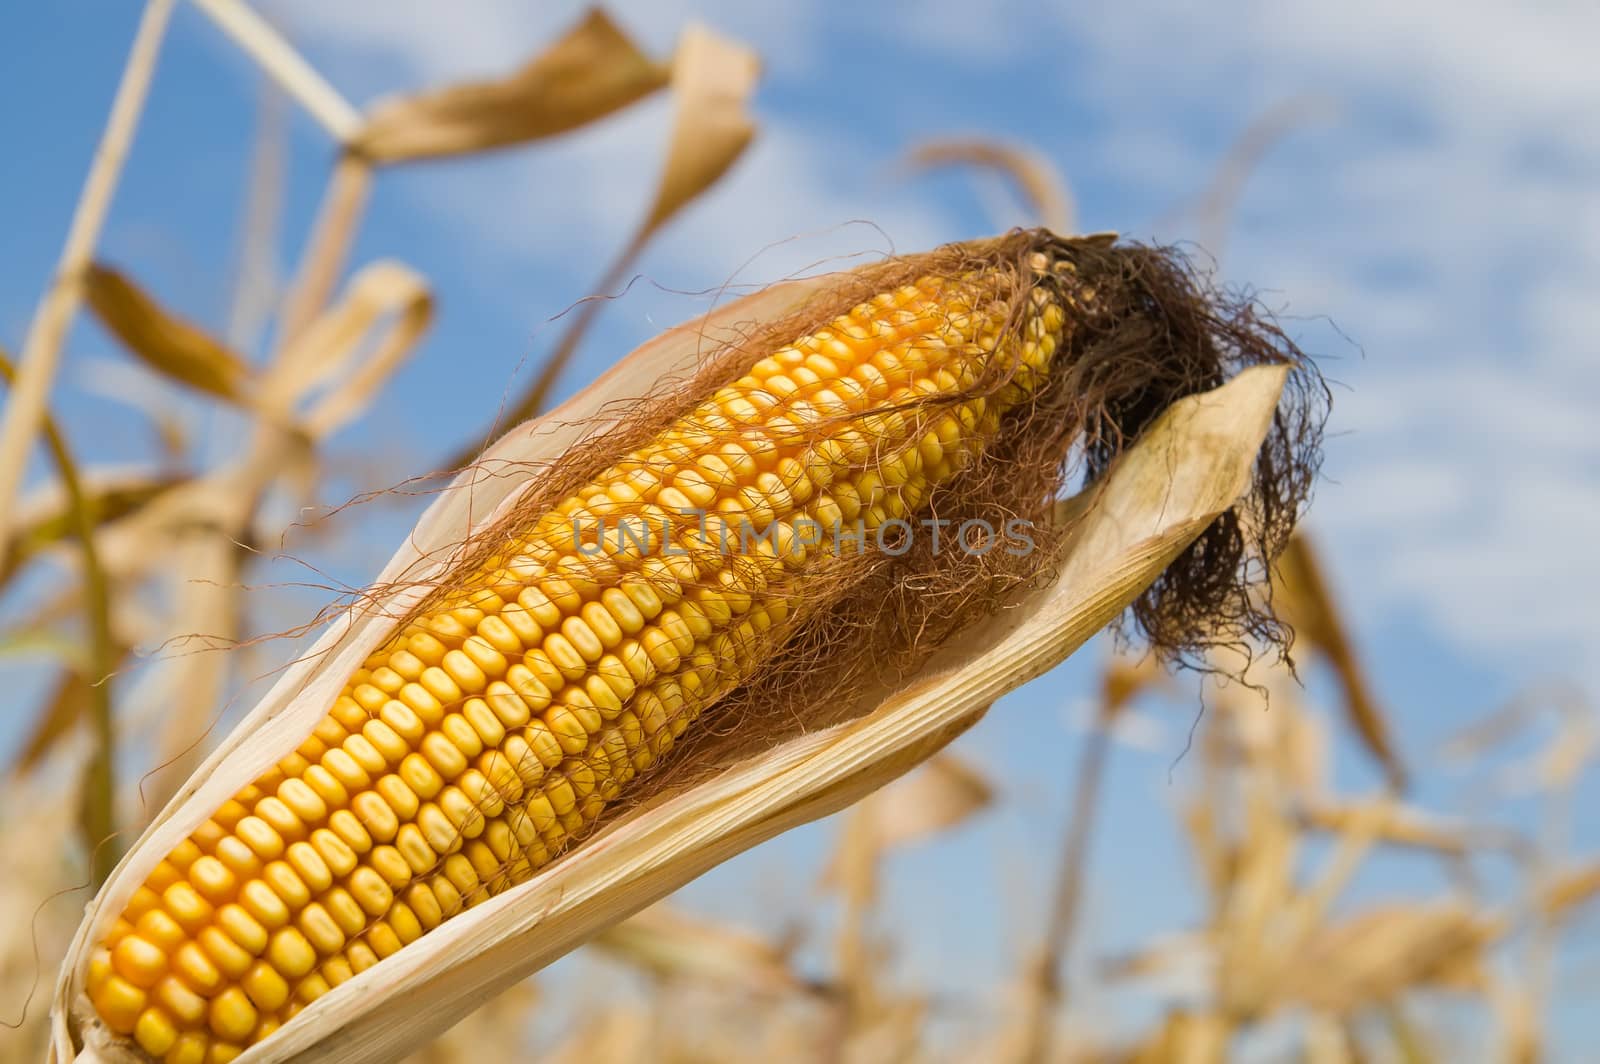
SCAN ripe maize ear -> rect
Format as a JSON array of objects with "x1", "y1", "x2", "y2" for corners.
[{"x1": 87, "y1": 254, "x2": 1074, "y2": 1059}]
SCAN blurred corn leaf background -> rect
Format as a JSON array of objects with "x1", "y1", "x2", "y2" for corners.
[{"x1": 3, "y1": 2, "x2": 1598, "y2": 1061}]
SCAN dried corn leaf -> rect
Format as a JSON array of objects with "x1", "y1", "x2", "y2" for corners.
[
  {"x1": 1539, "y1": 861, "x2": 1600, "y2": 920},
  {"x1": 642, "y1": 25, "x2": 759, "y2": 236},
  {"x1": 52, "y1": 268, "x2": 1290, "y2": 1062},
  {"x1": 1102, "y1": 650, "x2": 1169, "y2": 717},
  {"x1": 258, "y1": 260, "x2": 433, "y2": 436},
  {"x1": 1275, "y1": 904, "x2": 1498, "y2": 1014},
  {"x1": 904, "y1": 139, "x2": 1074, "y2": 232},
  {"x1": 593, "y1": 905, "x2": 807, "y2": 995},
  {"x1": 1298, "y1": 801, "x2": 1522, "y2": 857},
  {"x1": 0, "y1": 470, "x2": 180, "y2": 586},
  {"x1": 1127, "y1": 1010, "x2": 1229, "y2": 1064},
  {"x1": 859, "y1": 752, "x2": 993, "y2": 849},
  {"x1": 9, "y1": 669, "x2": 90, "y2": 775},
  {"x1": 1275, "y1": 534, "x2": 1404, "y2": 789},
  {"x1": 353, "y1": 10, "x2": 668, "y2": 164},
  {"x1": 83, "y1": 264, "x2": 251, "y2": 401}
]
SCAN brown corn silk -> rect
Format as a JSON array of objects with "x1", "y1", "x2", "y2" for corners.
[{"x1": 72, "y1": 230, "x2": 1322, "y2": 1063}]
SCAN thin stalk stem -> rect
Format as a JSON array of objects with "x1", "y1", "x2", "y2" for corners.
[
  {"x1": 0, "y1": 0, "x2": 175, "y2": 561},
  {"x1": 0, "y1": 351, "x2": 120, "y2": 887},
  {"x1": 188, "y1": 0, "x2": 362, "y2": 144}
]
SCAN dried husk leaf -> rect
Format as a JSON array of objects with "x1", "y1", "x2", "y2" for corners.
[
  {"x1": 1101, "y1": 650, "x2": 1170, "y2": 717},
  {"x1": 352, "y1": 10, "x2": 669, "y2": 164},
  {"x1": 904, "y1": 139, "x2": 1074, "y2": 232},
  {"x1": 1275, "y1": 904, "x2": 1500, "y2": 1014},
  {"x1": 83, "y1": 264, "x2": 252, "y2": 401},
  {"x1": 592, "y1": 905, "x2": 808, "y2": 995},
  {"x1": 52, "y1": 266, "x2": 1289, "y2": 1062},
  {"x1": 11, "y1": 669, "x2": 92, "y2": 775},
  {"x1": 857, "y1": 752, "x2": 994, "y2": 850},
  {"x1": 642, "y1": 25, "x2": 759, "y2": 236},
  {"x1": 1274, "y1": 534, "x2": 1404, "y2": 788},
  {"x1": 256, "y1": 259, "x2": 433, "y2": 435},
  {"x1": 0, "y1": 470, "x2": 180, "y2": 586},
  {"x1": 1539, "y1": 861, "x2": 1600, "y2": 920}
]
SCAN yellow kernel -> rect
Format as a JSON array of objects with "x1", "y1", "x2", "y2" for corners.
[
  {"x1": 442, "y1": 648, "x2": 489, "y2": 694},
  {"x1": 296, "y1": 903, "x2": 345, "y2": 955},
  {"x1": 395, "y1": 823, "x2": 437, "y2": 875},
  {"x1": 441, "y1": 854, "x2": 480, "y2": 898},
  {"x1": 349, "y1": 867, "x2": 393, "y2": 917},
  {"x1": 544, "y1": 706, "x2": 590, "y2": 755},
  {"x1": 321, "y1": 956, "x2": 355, "y2": 987},
  {"x1": 242, "y1": 960, "x2": 290, "y2": 1012},
  {"x1": 462, "y1": 698, "x2": 507, "y2": 748},
  {"x1": 440, "y1": 713, "x2": 484, "y2": 760},
  {"x1": 294, "y1": 972, "x2": 331, "y2": 1004},
  {"x1": 133, "y1": 1006, "x2": 179, "y2": 1056},
  {"x1": 153, "y1": 975, "x2": 207, "y2": 1027},
  {"x1": 388, "y1": 902, "x2": 423, "y2": 944},
  {"x1": 234, "y1": 817, "x2": 284, "y2": 862},
  {"x1": 500, "y1": 669, "x2": 548, "y2": 719},
  {"x1": 367, "y1": 922, "x2": 403, "y2": 959},
  {"x1": 379, "y1": 700, "x2": 425, "y2": 744},
  {"x1": 347, "y1": 941, "x2": 380, "y2": 974},
  {"x1": 421, "y1": 730, "x2": 469, "y2": 779},
  {"x1": 343, "y1": 733, "x2": 388, "y2": 776},
  {"x1": 285, "y1": 841, "x2": 333, "y2": 893},
  {"x1": 477, "y1": 615, "x2": 524, "y2": 655},
  {"x1": 370, "y1": 844, "x2": 414, "y2": 889},
  {"x1": 238, "y1": 880, "x2": 289, "y2": 930},
  {"x1": 135, "y1": 909, "x2": 185, "y2": 952},
  {"x1": 262, "y1": 861, "x2": 311, "y2": 910},
  {"x1": 267, "y1": 926, "x2": 317, "y2": 979},
  {"x1": 166, "y1": 1032, "x2": 209, "y2": 1064},
  {"x1": 523, "y1": 721, "x2": 564, "y2": 770},
  {"x1": 309, "y1": 828, "x2": 358, "y2": 878},
  {"x1": 112, "y1": 934, "x2": 167, "y2": 988},
  {"x1": 213, "y1": 836, "x2": 261, "y2": 879},
  {"x1": 327, "y1": 808, "x2": 373, "y2": 854},
  {"x1": 162, "y1": 883, "x2": 213, "y2": 936},
  {"x1": 216, "y1": 904, "x2": 268, "y2": 954},
  {"x1": 350, "y1": 790, "x2": 399, "y2": 843},
  {"x1": 376, "y1": 773, "x2": 421, "y2": 822},
  {"x1": 188, "y1": 856, "x2": 237, "y2": 905},
  {"x1": 254, "y1": 796, "x2": 305, "y2": 842},
  {"x1": 89, "y1": 973, "x2": 146, "y2": 1034},
  {"x1": 197, "y1": 926, "x2": 253, "y2": 978},
  {"x1": 419, "y1": 666, "x2": 463, "y2": 708},
  {"x1": 399, "y1": 752, "x2": 445, "y2": 800},
  {"x1": 207, "y1": 987, "x2": 258, "y2": 1042},
  {"x1": 321, "y1": 888, "x2": 366, "y2": 936},
  {"x1": 171, "y1": 942, "x2": 222, "y2": 993},
  {"x1": 439, "y1": 787, "x2": 485, "y2": 839},
  {"x1": 640, "y1": 627, "x2": 681, "y2": 672},
  {"x1": 362, "y1": 719, "x2": 409, "y2": 766}
]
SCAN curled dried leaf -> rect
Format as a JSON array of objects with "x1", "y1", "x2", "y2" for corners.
[
  {"x1": 642, "y1": 25, "x2": 760, "y2": 235},
  {"x1": 352, "y1": 10, "x2": 669, "y2": 164},
  {"x1": 258, "y1": 260, "x2": 434, "y2": 436},
  {"x1": 83, "y1": 264, "x2": 251, "y2": 401},
  {"x1": 0, "y1": 471, "x2": 181, "y2": 587},
  {"x1": 904, "y1": 138, "x2": 1074, "y2": 232},
  {"x1": 593, "y1": 905, "x2": 809, "y2": 995},
  {"x1": 1275, "y1": 534, "x2": 1405, "y2": 789}
]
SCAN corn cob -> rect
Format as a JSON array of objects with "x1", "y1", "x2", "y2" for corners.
[{"x1": 84, "y1": 260, "x2": 1070, "y2": 1060}]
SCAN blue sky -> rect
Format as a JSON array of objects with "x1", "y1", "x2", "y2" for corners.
[{"x1": 3, "y1": 0, "x2": 1598, "y2": 1057}]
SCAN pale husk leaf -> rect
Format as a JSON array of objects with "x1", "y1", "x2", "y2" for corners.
[
  {"x1": 52, "y1": 269, "x2": 1287, "y2": 1062},
  {"x1": 351, "y1": 10, "x2": 669, "y2": 164},
  {"x1": 83, "y1": 264, "x2": 252, "y2": 402}
]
